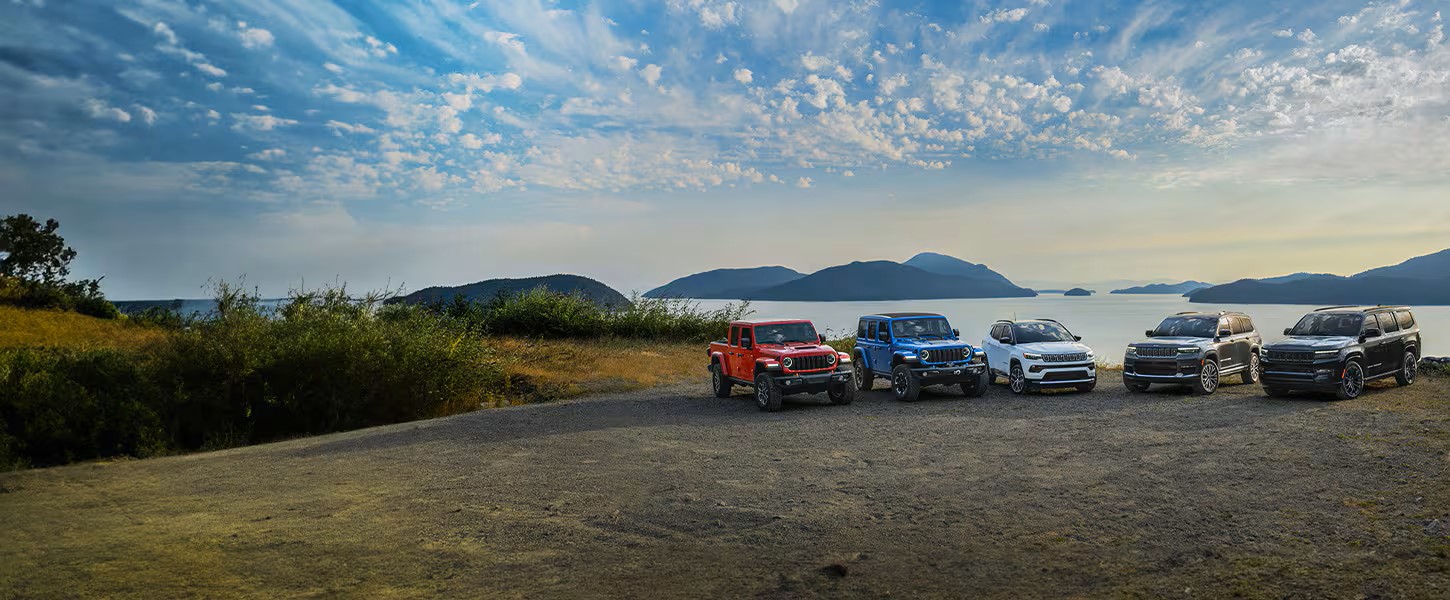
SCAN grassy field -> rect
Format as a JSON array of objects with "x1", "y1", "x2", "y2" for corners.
[
  {"x1": 0, "y1": 306, "x2": 167, "y2": 351},
  {"x1": 486, "y1": 336, "x2": 702, "y2": 405}
]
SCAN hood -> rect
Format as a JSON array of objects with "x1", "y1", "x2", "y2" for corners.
[
  {"x1": 756, "y1": 343, "x2": 836, "y2": 357},
  {"x1": 1265, "y1": 336, "x2": 1357, "y2": 351},
  {"x1": 1015, "y1": 341, "x2": 1093, "y2": 355},
  {"x1": 894, "y1": 338, "x2": 970, "y2": 351},
  {"x1": 1132, "y1": 336, "x2": 1210, "y2": 347}
]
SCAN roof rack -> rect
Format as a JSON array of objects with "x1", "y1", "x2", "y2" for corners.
[
  {"x1": 993, "y1": 319, "x2": 1014, "y2": 324},
  {"x1": 1314, "y1": 305, "x2": 1360, "y2": 312},
  {"x1": 1033, "y1": 318, "x2": 1061, "y2": 324}
]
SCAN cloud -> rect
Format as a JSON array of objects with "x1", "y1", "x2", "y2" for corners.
[
  {"x1": 981, "y1": 8, "x2": 1029, "y2": 24},
  {"x1": 231, "y1": 114, "x2": 299, "y2": 131},
  {"x1": 239, "y1": 25, "x2": 275, "y2": 49},
  {"x1": 639, "y1": 64, "x2": 663, "y2": 86},
  {"x1": 247, "y1": 149, "x2": 287, "y2": 160},
  {"x1": 795, "y1": 176, "x2": 813, "y2": 188},
  {"x1": 83, "y1": 99, "x2": 130, "y2": 123},
  {"x1": 733, "y1": 68, "x2": 753, "y2": 84}
]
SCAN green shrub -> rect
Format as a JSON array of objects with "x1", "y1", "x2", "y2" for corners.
[
  {"x1": 0, "y1": 275, "x2": 119, "y2": 319},
  {"x1": 0, "y1": 348, "x2": 168, "y2": 468},
  {"x1": 419, "y1": 289, "x2": 750, "y2": 342}
]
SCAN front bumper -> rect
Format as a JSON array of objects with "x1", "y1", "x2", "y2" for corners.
[
  {"x1": 1023, "y1": 361, "x2": 1097, "y2": 386},
  {"x1": 909, "y1": 362, "x2": 987, "y2": 384},
  {"x1": 771, "y1": 368, "x2": 853, "y2": 395},
  {"x1": 1260, "y1": 358, "x2": 1344, "y2": 391},
  {"x1": 1123, "y1": 357, "x2": 1203, "y2": 383}
]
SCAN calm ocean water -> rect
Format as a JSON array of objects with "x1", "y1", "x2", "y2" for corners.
[{"x1": 688, "y1": 295, "x2": 1450, "y2": 361}]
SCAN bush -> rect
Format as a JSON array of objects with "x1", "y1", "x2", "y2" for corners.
[
  {"x1": 0, "y1": 348, "x2": 168, "y2": 468},
  {"x1": 420, "y1": 289, "x2": 750, "y2": 342},
  {"x1": 0, "y1": 275, "x2": 118, "y2": 319}
]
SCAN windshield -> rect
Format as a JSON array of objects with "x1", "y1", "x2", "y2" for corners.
[
  {"x1": 1152, "y1": 317, "x2": 1219, "y2": 338},
  {"x1": 1013, "y1": 322, "x2": 1076, "y2": 343},
  {"x1": 891, "y1": 318, "x2": 954, "y2": 339},
  {"x1": 752, "y1": 322, "x2": 820, "y2": 345},
  {"x1": 1289, "y1": 313, "x2": 1364, "y2": 337}
]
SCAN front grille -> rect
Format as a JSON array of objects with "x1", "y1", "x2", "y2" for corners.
[
  {"x1": 921, "y1": 347, "x2": 969, "y2": 364},
  {"x1": 1045, "y1": 352, "x2": 1089, "y2": 363},
  {"x1": 1267, "y1": 350, "x2": 1315, "y2": 363},
  {"x1": 1043, "y1": 370, "x2": 1091, "y2": 382},
  {"x1": 1135, "y1": 347, "x2": 1177, "y2": 358},
  {"x1": 787, "y1": 354, "x2": 834, "y2": 372},
  {"x1": 1134, "y1": 360, "x2": 1183, "y2": 376}
]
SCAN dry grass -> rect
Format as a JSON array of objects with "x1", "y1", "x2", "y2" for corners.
[
  {"x1": 0, "y1": 305, "x2": 167, "y2": 351},
  {"x1": 486, "y1": 336, "x2": 701, "y2": 406}
]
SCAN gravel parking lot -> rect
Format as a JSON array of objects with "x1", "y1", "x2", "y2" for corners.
[{"x1": 2, "y1": 374, "x2": 1447, "y2": 599}]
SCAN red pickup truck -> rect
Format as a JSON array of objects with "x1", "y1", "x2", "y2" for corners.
[{"x1": 707, "y1": 318, "x2": 854, "y2": 412}]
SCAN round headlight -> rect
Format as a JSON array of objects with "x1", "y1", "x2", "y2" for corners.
[
  {"x1": 920, "y1": 350, "x2": 931, "y2": 361},
  {"x1": 826, "y1": 353, "x2": 837, "y2": 365},
  {"x1": 781, "y1": 356, "x2": 793, "y2": 369}
]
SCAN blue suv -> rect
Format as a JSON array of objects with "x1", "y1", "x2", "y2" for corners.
[{"x1": 852, "y1": 312, "x2": 989, "y2": 402}]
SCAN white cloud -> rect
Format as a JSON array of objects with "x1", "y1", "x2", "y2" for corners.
[
  {"x1": 795, "y1": 176, "x2": 813, "y2": 188},
  {"x1": 639, "y1": 64, "x2": 663, "y2": 86},
  {"x1": 231, "y1": 113, "x2": 299, "y2": 131},
  {"x1": 733, "y1": 68, "x2": 753, "y2": 84},
  {"x1": 83, "y1": 99, "x2": 130, "y2": 123},
  {"x1": 239, "y1": 26, "x2": 274, "y2": 49},
  {"x1": 483, "y1": 31, "x2": 524, "y2": 54},
  {"x1": 981, "y1": 8, "x2": 1029, "y2": 24},
  {"x1": 134, "y1": 105, "x2": 158, "y2": 125},
  {"x1": 247, "y1": 148, "x2": 287, "y2": 160}
]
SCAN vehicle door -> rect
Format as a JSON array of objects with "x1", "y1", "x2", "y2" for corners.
[
  {"x1": 870, "y1": 320, "x2": 895, "y2": 374},
  {"x1": 985, "y1": 323, "x2": 1011, "y2": 375},
  {"x1": 1361, "y1": 314, "x2": 1390, "y2": 375},
  {"x1": 723, "y1": 326, "x2": 741, "y2": 379},
  {"x1": 734, "y1": 326, "x2": 756, "y2": 378},
  {"x1": 1230, "y1": 316, "x2": 1254, "y2": 371},
  {"x1": 1214, "y1": 317, "x2": 1240, "y2": 371},
  {"x1": 1375, "y1": 312, "x2": 1404, "y2": 376}
]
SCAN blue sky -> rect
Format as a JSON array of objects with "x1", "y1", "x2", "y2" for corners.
[{"x1": 2, "y1": 0, "x2": 1449, "y2": 298}]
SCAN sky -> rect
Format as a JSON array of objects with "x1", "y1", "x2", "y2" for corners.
[{"x1": 2, "y1": 0, "x2": 1449, "y2": 299}]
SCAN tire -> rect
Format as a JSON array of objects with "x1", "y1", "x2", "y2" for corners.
[
  {"x1": 1264, "y1": 387, "x2": 1290, "y2": 398},
  {"x1": 960, "y1": 369, "x2": 988, "y2": 398},
  {"x1": 853, "y1": 357, "x2": 874, "y2": 392},
  {"x1": 1336, "y1": 360, "x2": 1365, "y2": 400},
  {"x1": 1076, "y1": 381, "x2": 1096, "y2": 394},
  {"x1": 711, "y1": 363, "x2": 732, "y2": 398},
  {"x1": 890, "y1": 364, "x2": 922, "y2": 402},
  {"x1": 1124, "y1": 376, "x2": 1150, "y2": 393},
  {"x1": 828, "y1": 381, "x2": 855, "y2": 405},
  {"x1": 1395, "y1": 351, "x2": 1418, "y2": 387},
  {"x1": 1241, "y1": 353, "x2": 1261, "y2": 385},
  {"x1": 1192, "y1": 359, "x2": 1220, "y2": 395},
  {"x1": 1008, "y1": 362, "x2": 1028, "y2": 395},
  {"x1": 754, "y1": 372, "x2": 783, "y2": 412}
]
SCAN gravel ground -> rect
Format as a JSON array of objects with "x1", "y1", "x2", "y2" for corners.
[{"x1": 2, "y1": 374, "x2": 1448, "y2": 599}]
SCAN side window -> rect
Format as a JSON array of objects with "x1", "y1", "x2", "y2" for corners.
[
  {"x1": 866, "y1": 321, "x2": 878, "y2": 342},
  {"x1": 858, "y1": 319, "x2": 869, "y2": 338},
  {"x1": 1365, "y1": 314, "x2": 1384, "y2": 334},
  {"x1": 1219, "y1": 318, "x2": 1232, "y2": 335},
  {"x1": 1396, "y1": 310, "x2": 1415, "y2": 329},
  {"x1": 729, "y1": 326, "x2": 739, "y2": 346},
  {"x1": 996, "y1": 324, "x2": 1010, "y2": 341},
  {"x1": 878, "y1": 322, "x2": 891, "y2": 342},
  {"x1": 740, "y1": 327, "x2": 754, "y2": 347},
  {"x1": 1235, "y1": 316, "x2": 1254, "y2": 335},
  {"x1": 1379, "y1": 312, "x2": 1401, "y2": 333}
]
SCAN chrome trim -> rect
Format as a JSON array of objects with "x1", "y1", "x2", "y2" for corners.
[
  {"x1": 1127, "y1": 373, "x2": 1196, "y2": 379},
  {"x1": 1036, "y1": 378, "x2": 1096, "y2": 385}
]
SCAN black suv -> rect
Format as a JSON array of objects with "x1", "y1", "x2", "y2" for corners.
[
  {"x1": 1123, "y1": 311, "x2": 1263, "y2": 395},
  {"x1": 1260, "y1": 306, "x2": 1421, "y2": 399}
]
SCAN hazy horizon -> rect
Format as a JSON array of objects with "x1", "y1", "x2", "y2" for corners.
[{"x1": 4, "y1": 0, "x2": 1449, "y2": 299}]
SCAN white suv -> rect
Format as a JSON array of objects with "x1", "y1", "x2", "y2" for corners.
[{"x1": 983, "y1": 319, "x2": 1097, "y2": 394}]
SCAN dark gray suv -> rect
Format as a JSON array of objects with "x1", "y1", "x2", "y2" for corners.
[
  {"x1": 1260, "y1": 306, "x2": 1421, "y2": 399},
  {"x1": 1123, "y1": 311, "x2": 1263, "y2": 395}
]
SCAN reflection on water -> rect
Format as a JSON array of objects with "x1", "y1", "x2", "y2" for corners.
[{"x1": 690, "y1": 295, "x2": 1450, "y2": 361}]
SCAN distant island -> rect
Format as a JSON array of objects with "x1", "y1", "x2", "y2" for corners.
[
  {"x1": 1188, "y1": 249, "x2": 1450, "y2": 305},
  {"x1": 1063, "y1": 288, "x2": 1093, "y2": 297},
  {"x1": 1112, "y1": 281, "x2": 1213, "y2": 295},
  {"x1": 646, "y1": 253, "x2": 1036, "y2": 301},
  {"x1": 387, "y1": 274, "x2": 630, "y2": 307}
]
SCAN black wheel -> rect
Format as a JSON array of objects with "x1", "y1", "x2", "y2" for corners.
[
  {"x1": 1336, "y1": 360, "x2": 1365, "y2": 400},
  {"x1": 960, "y1": 369, "x2": 988, "y2": 398},
  {"x1": 1241, "y1": 353, "x2": 1261, "y2": 385},
  {"x1": 891, "y1": 364, "x2": 921, "y2": 402},
  {"x1": 754, "y1": 372, "x2": 783, "y2": 412},
  {"x1": 1395, "y1": 351, "x2": 1418, "y2": 387},
  {"x1": 828, "y1": 381, "x2": 855, "y2": 405},
  {"x1": 1192, "y1": 359, "x2": 1220, "y2": 395},
  {"x1": 1124, "y1": 376, "x2": 1150, "y2": 393},
  {"x1": 1076, "y1": 381, "x2": 1096, "y2": 394},
  {"x1": 711, "y1": 363, "x2": 732, "y2": 398},
  {"x1": 1008, "y1": 362, "x2": 1028, "y2": 395},
  {"x1": 1264, "y1": 387, "x2": 1290, "y2": 398},
  {"x1": 853, "y1": 357, "x2": 874, "y2": 391}
]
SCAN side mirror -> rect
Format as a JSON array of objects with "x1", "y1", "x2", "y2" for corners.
[
  {"x1": 952, "y1": 328, "x2": 960, "y2": 337},
  {"x1": 1074, "y1": 336, "x2": 1083, "y2": 342},
  {"x1": 1145, "y1": 330, "x2": 1155, "y2": 338},
  {"x1": 997, "y1": 336, "x2": 1013, "y2": 345},
  {"x1": 1362, "y1": 328, "x2": 1381, "y2": 339},
  {"x1": 877, "y1": 332, "x2": 890, "y2": 343},
  {"x1": 817, "y1": 334, "x2": 826, "y2": 344},
  {"x1": 1218, "y1": 329, "x2": 1233, "y2": 338},
  {"x1": 1283, "y1": 328, "x2": 1292, "y2": 336}
]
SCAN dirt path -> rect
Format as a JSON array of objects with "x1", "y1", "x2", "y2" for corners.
[{"x1": 3, "y1": 375, "x2": 1448, "y2": 599}]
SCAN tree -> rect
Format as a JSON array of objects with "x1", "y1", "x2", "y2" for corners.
[{"x1": 0, "y1": 214, "x2": 78, "y2": 286}]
